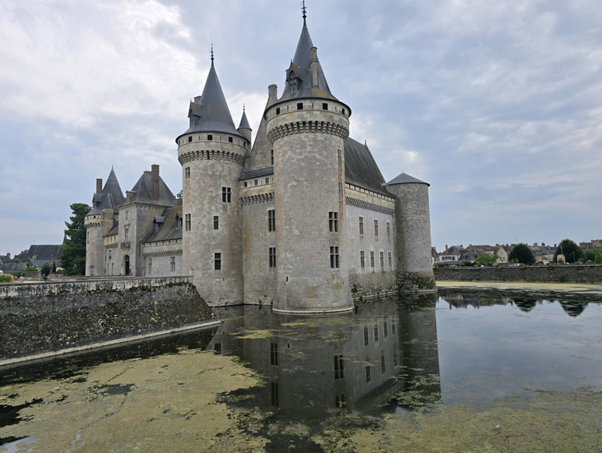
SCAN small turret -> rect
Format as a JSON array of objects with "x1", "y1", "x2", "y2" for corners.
[{"x1": 237, "y1": 106, "x2": 252, "y2": 142}]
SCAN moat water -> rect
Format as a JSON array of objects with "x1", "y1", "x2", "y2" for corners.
[{"x1": 1, "y1": 292, "x2": 602, "y2": 452}]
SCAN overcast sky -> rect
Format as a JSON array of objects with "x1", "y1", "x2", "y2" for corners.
[{"x1": 1, "y1": 0, "x2": 601, "y2": 256}]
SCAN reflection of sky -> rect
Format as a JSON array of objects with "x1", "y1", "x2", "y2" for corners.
[{"x1": 436, "y1": 298, "x2": 602, "y2": 405}]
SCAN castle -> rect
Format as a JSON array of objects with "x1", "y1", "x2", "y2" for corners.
[{"x1": 85, "y1": 9, "x2": 434, "y2": 313}]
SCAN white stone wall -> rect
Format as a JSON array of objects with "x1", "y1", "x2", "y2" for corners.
[
  {"x1": 142, "y1": 240, "x2": 183, "y2": 277},
  {"x1": 85, "y1": 215, "x2": 104, "y2": 276},
  {"x1": 240, "y1": 184, "x2": 276, "y2": 304},
  {"x1": 179, "y1": 133, "x2": 249, "y2": 305}
]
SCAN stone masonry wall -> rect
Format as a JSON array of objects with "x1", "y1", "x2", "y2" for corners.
[
  {"x1": 0, "y1": 277, "x2": 215, "y2": 361},
  {"x1": 434, "y1": 265, "x2": 602, "y2": 284}
]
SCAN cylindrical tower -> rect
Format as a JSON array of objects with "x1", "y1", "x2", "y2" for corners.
[
  {"x1": 385, "y1": 173, "x2": 435, "y2": 289},
  {"x1": 177, "y1": 57, "x2": 249, "y2": 305},
  {"x1": 265, "y1": 17, "x2": 353, "y2": 313}
]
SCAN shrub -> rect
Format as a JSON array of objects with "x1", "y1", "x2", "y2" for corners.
[
  {"x1": 0, "y1": 273, "x2": 14, "y2": 283},
  {"x1": 509, "y1": 244, "x2": 535, "y2": 265},
  {"x1": 23, "y1": 266, "x2": 39, "y2": 272}
]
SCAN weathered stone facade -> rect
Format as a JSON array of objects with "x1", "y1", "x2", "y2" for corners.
[{"x1": 84, "y1": 10, "x2": 435, "y2": 312}]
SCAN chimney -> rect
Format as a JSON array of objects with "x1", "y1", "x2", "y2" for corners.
[
  {"x1": 445, "y1": 244, "x2": 448, "y2": 254},
  {"x1": 268, "y1": 84, "x2": 278, "y2": 105},
  {"x1": 542, "y1": 242, "x2": 545, "y2": 246},
  {"x1": 310, "y1": 47, "x2": 319, "y2": 88},
  {"x1": 193, "y1": 95, "x2": 201, "y2": 104},
  {"x1": 151, "y1": 164, "x2": 160, "y2": 201},
  {"x1": 6, "y1": 252, "x2": 10, "y2": 260},
  {"x1": 96, "y1": 179, "x2": 103, "y2": 194}
]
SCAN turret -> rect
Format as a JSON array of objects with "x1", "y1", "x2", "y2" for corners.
[
  {"x1": 385, "y1": 173, "x2": 435, "y2": 289},
  {"x1": 237, "y1": 107, "x2": 252, "y2": 143},
  {"x1": 85, "y1": 168, "x2": 124, "y2": 276},
  {"x1": 265, "y1": 10, "x2": 353, "y2": 313},
  {"x1": 176, "y1": 50, "x2": 249, "y2": 305}
]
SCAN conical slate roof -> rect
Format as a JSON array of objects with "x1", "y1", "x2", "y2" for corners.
[
  {"x1": 279, "y1": 18, "x2": 337, "y2": 102},
  {"x1": 178, "y1": 60, "x2": 242, "y2": 139},
  {"x1": 90, "y1": 168, "x2": 125, "y2": 214},
  {"x1": 123, "y1": 171, "x2": 176, "y2": 207},
  {"x1": 386, "y1": 172, "x2": 429, "y2": 186},
  {"x1": 238, "y1": 108, "x2": 251, "y2": 130}
]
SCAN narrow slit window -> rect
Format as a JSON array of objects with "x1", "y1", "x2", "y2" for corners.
[
  {"x1": 366, "y1": 364, "x2": 371, "y2": 383},
  {"x1": 370, "y1": 251, "x2": 375, "y2": 268},
  {"x1": 364, "y1": 326, "x2": 369, "y2": 345},
  {"x1": 185, "y1": 214, "x2": 191, "y2": 231},
  {"x1": 359, "y1": 217, "x2": 364, "y2": 236},
  {"x1": 214, "y1": 253, "x2": 221, "y2": 270},
  {"x1": 270, "y1": 342, "x2": 278, "y2": 365},
  {"x1": 334, "y1": 354, "x2": 344, "y2": 379},
  {"x1": 380, "y1": 251, "x2": 384, "y2": 268},
  {"x1": 374, "y1": 323, "x2": 379, "y2": 342},
  {"x1": 268, "y1": 209, "x2": 276, "y2": 232},
  {"x1": 374, "y1": 219, "x2": 379, "y2": 237},
  {"x1": 213, "y1": 216, "x2": 219, "y2": 230},
  {"x1": 269, "y1": 247, "x2": 277, "y2": 268},
  {"x1": 387, "y1": 222, "x2": 391, "y2": 239},
  {"x1": 360, "y1": 251, "x2": 365, "y2": 269},
  {"x1": 271, "y1": 149, "x2": 274, "y2": 165}
]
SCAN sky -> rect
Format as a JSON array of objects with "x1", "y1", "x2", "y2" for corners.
[{"x1": 1, "y1": 0, "x2": 601, "y2": 256}]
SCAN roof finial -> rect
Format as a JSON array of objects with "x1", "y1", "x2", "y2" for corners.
[
  {"x1": 302, "y1": 1, "x2": 307, "y2": 23},
  {"x1": 243, "y1": 103, "x2": 246, "y2": 112},
  {"x1": 210, "y1": 42, "x2": 214, "y2": 64}
]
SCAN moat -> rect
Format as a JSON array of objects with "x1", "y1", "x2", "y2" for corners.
[{"x1": 1, "y1": 292, "x2": 602, "y2": 452}]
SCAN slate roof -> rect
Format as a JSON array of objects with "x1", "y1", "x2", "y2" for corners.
[
  {"x1": 279, "y1": 18, "x2": 338, "y2": 102},
  {"x1": 16, "y1": 245, "x2": 62, "y2": 262},
  {"x1": 386, "y1": 172, "x2": 429, "y2": 186},
  {"x1": 143, "y1": 205, "x2": 183, "y2": 243},
  {"x1": 238, "y1": 109, "x2": 251, "y2": 130},
  {"x1": 106, "y1": 223, "x2": 119, "y2": 237},
  {"x1": 123, "y1": 171, "x2": 176, "y2": 207},
  {"x1": 0, "y1": 263, "x2": 27, "y2": 273},
  {"x1": 240, "y1": 167, "x2": 274, "y2": 180},
  {"x1": 90, "y1": 168, "x2": 125, "y2": 215},
  {"x1": 178, "y1": 60, "x2": 242, "y2": 140},
  {"x1": 344, "y1": 138, "x2": 390, "y2": 196}
]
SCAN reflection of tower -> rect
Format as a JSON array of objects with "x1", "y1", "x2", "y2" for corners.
[{"x1": 208, "y1": 296, "x2": 441, "y2": 420}]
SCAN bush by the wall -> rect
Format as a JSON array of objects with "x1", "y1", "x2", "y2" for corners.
[{"x1": 0, "y1": 273, "x2": 15, "y2": 283}]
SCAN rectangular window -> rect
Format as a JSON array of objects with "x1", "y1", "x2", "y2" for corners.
[
  {"x1": 374, "y1": 219, "x2": 379, "y2": 237},
  {"x1": 380, "y1": 251, "x2": 384, "y2": 268},
  {"x1": 188, "y1": 136, "x2": 192, "y2": 143},
  {"x1": 214, "y1": 253, "x2": 221, "y2": 271},
  {"x1": 370, "y1": 251, "x2": 375, "y2": 268},
  {"x1": 222, "y1": 187, "x2": 231, "y2": 203},
  {"x1": 125, "y1": 210, "x2": 129, "y2": 221},
  {"x1": 360, "y1": 251, "x2": 365, "y2": 269},
  {"x1": 125, "y1": 227, "x2": 129, "y2": 241},
  {"x1": 90, "y1": 266, "x2": 95, "y2": 276},
  {"x1": 359, "y1": 217, "x2": 364, "y2": 235},
  {"x1": 329, "y1": 211, "x2": 338, "y2": 232},
  {"x1": 170, "y1": 257, "x2": 176, "y2": 273},
  {"x1": 374, "y1": 323, "x2": 379, "y2": 342},
  {"x1": 270, "y1": 342, "x2": 278, "y2": 366},
  {"x1": 276, "y1": 107, "x2": 281, "y2": 115},
  {"x1": 322, "y1": 103, "x2": 328, "y2": 110},
  {"x1": 254, "y1": 179, "x2": 258, "y2": 186},
  {"x1": 207, "y1": 134, "x2": 213, "y2": 141},
  {"x1": 268, "y1": 209, "x2": 276, "y2": 232},
  {"x1": 108, "y1": 250, "x2": 112, "y2": 260},
  {"x1": 381, "y1": 351, "x2": 386, "y2": 374},
  {"x1": 148, "y1": 258, "x2": 152, "y2": 275},
  {"x1": 269, "y1": 247, "x2": 277, "y2": 268},
  {"x1": 271, "y1": 149, "x2": 274, "y2": 165},
  {"x1": 111, "y1": 263, "x2": 114, "y2": 274},
  {"x1": 185, "y1": 214, "x2": 191, "y2": 231},
  {"x1": 388, "y1": 251, "x2": 392, "y2": 269},
  {"x1": 213, "y1": 216, "x2": 219, "y2": 230},
  {"x1": 265, "y1": 177, "x2": 269, "y2": 184},
  {"x1": 228, "y1": 136, "x2": 233, "y2": 143},
  {"x1": 364, "y1": 326, "x2": 369, "y2": 346},
  {"x1": 271, "y1": 381, "x2": 279, "y2": 406},
  {"x1": 330, "y1": 246, "x2": 340, "y2": 269},
  {"x1": 334, "y1": 354, "x2": 344, "y2": 379},
  {"x1": 297, "y1": 102, "x2": 303, "y2": 110},
  {"x1": 185, "y1": 167, "x2": 190, "y2": 179},
  {"x1": 387, "y1": 222, "x2": 391, "y2": 239},
  {"x1": 366, "y1": 364, "x2": 371, "y2": 383},
  {"x1": 384, "y1": 321, "x2": 388, "y2": 338}
]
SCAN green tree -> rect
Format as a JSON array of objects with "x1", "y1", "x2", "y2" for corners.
[
  {"x1": 11, "y1": 258, "x2": 22, "y2": 263},
  {"x1": 475, "y1": 253, "x2": 498, "y2": 266},
  {"x1": 60, "y1": 203, "x2": 91, "y2": 275},
  {"x1": 508, "y1": 243, "x2": 535, "y2": 265},
  {"x1": 177, "y1": 189, "x2": 183, "y2": 199},
  {"x1": 553, "y1": 239, "x2": 584, "y2": 264},
  {"x1": 41, "y1": 263, "x2": 52, "y2": 277}
]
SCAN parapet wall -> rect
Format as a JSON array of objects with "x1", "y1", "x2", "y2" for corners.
[
  {"x1": 434, "y1": 265, "x2": 602, "y2": 284},
  {"x1": 0, "y1": 277, "x2": 216, "y2": 362}
]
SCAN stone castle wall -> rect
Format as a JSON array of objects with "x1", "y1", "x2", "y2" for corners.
[
  {"x1": 0, "y1": 277, "x2": 216, "y2": 361},
  {"x1": 434, "y1": 265, "x2": 602, "y2": 284}
]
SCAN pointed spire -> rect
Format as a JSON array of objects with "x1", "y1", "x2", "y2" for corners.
[{"x1": 238, "y1": 105, "x2": 251, "y2": 130}]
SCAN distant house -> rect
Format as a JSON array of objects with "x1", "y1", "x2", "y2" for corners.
[
  {"x1": 436, "y1": 245, "x2": 478, "y2": 264},
  {"x1": 467, "y1": 244, "x2": 508, "y2": 264},
  {"x1": 580, "y1": 240, "x2": 602, "y2": 252},
  {"x1": 15, "y1": 244, "x2": 63, "y2": 268}
]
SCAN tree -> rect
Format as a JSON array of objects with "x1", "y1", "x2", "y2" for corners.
[
  {"x1": 11, "y1": 258, "x2": 22, "y2": 263},
  {"x1": 41, "y1": 263, "x2": 52, "y2": 277},
  {"x1": 60, "y1": 203, "x2": 91, "y2": 275},
  {"x1": 553, "y1": 239, "x2": 584, "y2": 264},
  {"x1": 475, "y1": 253, "x2": 498, "y2": 267},
  {"x1": 508, "y1": 243, "x2": 535, "y2": 265},
  {"x1": 177, "y1": 189, "x2": 183, "y2": 199}
]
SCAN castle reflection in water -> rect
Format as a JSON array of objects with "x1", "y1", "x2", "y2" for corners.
[{"x1": 207, "y1": 295, "x2": 441, "y2": 417}]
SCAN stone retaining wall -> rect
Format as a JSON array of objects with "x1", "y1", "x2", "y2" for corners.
[
  {"x1": 434, "y1": 265, "x2": 602, "y2": 284},
  {"x1": 0, "y1": 278, "x2": 215, "y2": 361}
]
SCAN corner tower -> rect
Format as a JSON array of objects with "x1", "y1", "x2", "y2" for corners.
[
  {"x1": 176, "y1": 52, "x2": 249, "y2": 305},
  {"x1": 265, "y1": 11, "x2": 353, "y2": 313}
]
